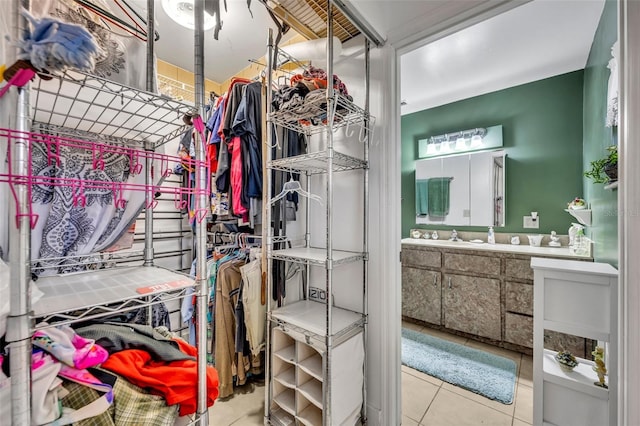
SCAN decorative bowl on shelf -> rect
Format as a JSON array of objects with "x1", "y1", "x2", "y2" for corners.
[
  {"x1": 555, "y1": 350, "x2": 579, "y2": 372},
  {"x1": 567, "y1": 197, "x2": 586, "y2": 210}
]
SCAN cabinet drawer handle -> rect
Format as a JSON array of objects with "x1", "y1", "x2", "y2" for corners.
[
  {"x1": 448, "y1": 277, "x2": 452, "y2": 289},
  {"x1": 433, "y1": 275, "x2": 437, "y2": 286}
]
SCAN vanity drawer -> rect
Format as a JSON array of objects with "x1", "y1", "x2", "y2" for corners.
[
  {"x1": 505, "y1": 313, "x2": 533, "y2": 348},
  {"x1": 443, "y1": 253, "x2": 500, "y2": 276},
  {"x1": 401, "y1": 248, "x2": 441, "y2": 269},
  {"x1": 505, "y1": 258, "x2": 534, "y2": 281},
  {"x1": 505, "y1": 281, "x2": 533, "y2": 315}
]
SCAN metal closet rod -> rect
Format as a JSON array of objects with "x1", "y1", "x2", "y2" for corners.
[{"x1": 330, "y1": 0, "x2": 385, "y2": 47}]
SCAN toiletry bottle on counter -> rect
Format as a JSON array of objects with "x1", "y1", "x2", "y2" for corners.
[
  {"x1": 488, "y1": 226, "x2": 495, "y2": 244},
  {"x1": 568, "y1": 223, "x2": 581, "y2": 246},
  {"x1": 574, "y1": 226, "x2": 589, "y2": 256}
]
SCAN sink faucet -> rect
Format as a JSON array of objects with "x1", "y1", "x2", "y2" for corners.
[{"x1": 450, "y1": 229, "x2": 459, "y2": 241}]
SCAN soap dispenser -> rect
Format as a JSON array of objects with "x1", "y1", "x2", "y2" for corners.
[
  {"x1": 572, "y1": 225, "x2": 589, "y2": 255},
  {"x1": 487, "y1": 226, "x2": 495, "y2": 244},
  {"x1": 568, "y1": 223, "x2": 581, "y2": 246}
]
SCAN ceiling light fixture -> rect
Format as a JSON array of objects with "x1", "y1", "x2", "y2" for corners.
[{"x1": 161, "y1": 0, "x2": 216, "y2": 31}]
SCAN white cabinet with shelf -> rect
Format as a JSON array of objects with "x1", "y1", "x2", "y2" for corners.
[{"x1": 532, "y1": 257, "x2": 618, "y2": 426}]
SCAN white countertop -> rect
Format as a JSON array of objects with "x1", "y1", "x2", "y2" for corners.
[{"x1": 401, "y1": 238, "x2": 592, "y2": 260}]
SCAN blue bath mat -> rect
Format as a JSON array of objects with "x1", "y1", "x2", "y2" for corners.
[{"x1": 401, "y1": 328, "x2": 517, "y2": 404}]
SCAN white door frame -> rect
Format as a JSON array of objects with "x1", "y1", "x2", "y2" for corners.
[
  {"x1": 384, "y1": 1, "x2": 637, "y2": 424},
  {"x1": 618, "y1": 0, "x2": 639, "y2": 424}
]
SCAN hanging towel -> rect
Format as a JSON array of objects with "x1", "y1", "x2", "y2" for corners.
[
  {"x1": 427, "y1": 177, "x2": 453, "y2": 217},
  {"x1": 415, "y1": 179, "x2": 429, "y2": 216}
]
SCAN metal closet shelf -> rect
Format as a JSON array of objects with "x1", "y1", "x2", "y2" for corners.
[
  {"x1": 32, "y1": 265, "x2": 195, "y2": 327},
  {"x1": 269, "y1": 247, "x2": 365, "y2": 266},
  {"x1": 269, "y1": 93, "x2": 372, "y2": 135},
  {"x1": 268, "y1": 150, "x2": 367, "y2": 174},
  {"x1": 30, "y1": 70, "x2": 194, "y2": 148}
]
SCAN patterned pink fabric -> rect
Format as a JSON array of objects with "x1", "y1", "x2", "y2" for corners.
[{"x1": 33, "y1": 324, "x2": 108, "y2": 369}]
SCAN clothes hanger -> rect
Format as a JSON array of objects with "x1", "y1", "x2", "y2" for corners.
[
  {"x1": 72, "y1": 0, "x2": 160, "y2": 42},
  {"x1": 270, "y1": 176, "x2": 322, "y2": 205}
]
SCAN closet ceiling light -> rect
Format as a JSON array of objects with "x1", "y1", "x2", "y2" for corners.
[{"x1": 161, "y1": 0, "x2": 216, "y2": 31}]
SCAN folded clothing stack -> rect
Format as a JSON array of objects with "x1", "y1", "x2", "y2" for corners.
[{"x1": 271, "y1": 65, "x2": 353, "y2": 126}]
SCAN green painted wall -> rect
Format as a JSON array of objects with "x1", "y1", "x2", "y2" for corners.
[
  {"x1": 583, "y1": 0, "x2": 618, "y2": 266},
  {"x1": 401, "y1": 71, "x2": 585, "y2": 237}
]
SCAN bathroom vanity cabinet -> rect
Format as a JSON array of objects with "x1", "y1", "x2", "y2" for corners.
[
  {"x1": 402, "y1": 266, "x2": 442, "y2": 325},
  {"x1": 401, "y1": 239, "x2": 592, "y2": 354},
  {"x1": 443, "y1": 273, "x2": 501, "y2": 340}
]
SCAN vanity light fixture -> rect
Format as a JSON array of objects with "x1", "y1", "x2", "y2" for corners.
[
  {"x1": 425, "y1": 128, "x2": 486, "y2": 155},
  {"x1": 418, "y1": 126, "x2": 503, "y2": 159}
]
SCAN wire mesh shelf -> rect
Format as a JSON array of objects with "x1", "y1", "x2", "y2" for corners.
[
  {"x1": 30, "y1": 70, "x2": 194, "y2": 148},
  {"x1": 269, "y1": 93, "x2": 372, "y2": 136},
  {"x1": 30, "y1": 249, "x2": 143, "y2": 270},
  {"x1": 32, "y1": 265, "x2": 195, "y2": 327},
  {"x1": 269, "y1": 247, "x2": 365, "y2": 266},
  {"x1": 268, "y1": 150, "x2": 367, "y2": 174}
]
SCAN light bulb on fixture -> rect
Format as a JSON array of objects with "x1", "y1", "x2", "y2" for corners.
[
  {"x1": 440, "y1": 140, "x2": 451, "y2": 153},
  {"x1": 470, "y1": 134, "x2": 483, "y2": 148},
  {"x1": 455, "y1": 136, "x2": 466, "y2": 150},
  {"x1": 161, "y1": 0, "x2": 216, "y2": 31},
  {"x1": 426, "y1": 142, "x2": 437, "y2": 155}
]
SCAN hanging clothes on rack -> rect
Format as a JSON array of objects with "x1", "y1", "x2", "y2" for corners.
[
  {"x1": 232, "y1": 81, "x2": 263, "y2": 201},
  {"x1": 239, "y1": 249, "x2": 265, "y2": 357},
  {"x1": 207, "y1": 234, "x2": 265, "y2": 399},
  {"x1": 215, "y1": 254, "x2": 249, "y2": 399},
  {"x1": 214, "y1": 78, "x2": 252, "y2": 221}
]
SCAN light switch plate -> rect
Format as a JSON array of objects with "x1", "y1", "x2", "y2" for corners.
[{"x1": 523, "y1": 216, "x2": 540, "y2": 229}]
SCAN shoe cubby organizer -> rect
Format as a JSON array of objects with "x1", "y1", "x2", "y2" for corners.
[{"x1": 270, "y1": 329, "x2": 363, "y2": 426}]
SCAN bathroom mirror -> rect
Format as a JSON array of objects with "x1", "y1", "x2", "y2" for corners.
[{"x1": 415, "y1": 150, "x2": 505, "y2": 227}]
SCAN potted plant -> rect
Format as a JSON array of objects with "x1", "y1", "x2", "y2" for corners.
[{"x1": 584, "y1": 145, "x2": 618, "y2": 184}]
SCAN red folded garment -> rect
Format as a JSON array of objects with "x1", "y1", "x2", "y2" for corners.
[{"x1": 101, "y1": 338, "x2": 219, "y2": 415}]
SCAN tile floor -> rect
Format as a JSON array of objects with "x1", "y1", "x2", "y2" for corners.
[
  {"x1": 209, "y1": 380, "x2": 266, "y2": 425},
  {"x1": 209, "y1": 322, "x2": 533, "y2": 425},
  {"x1": 402, "y1": 321, "x2": 533, "y2": 426}
]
